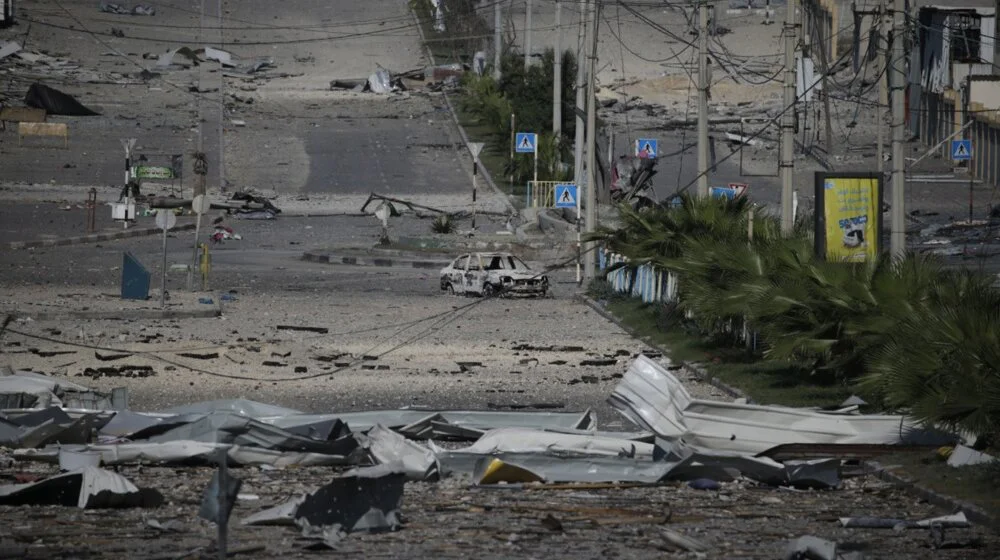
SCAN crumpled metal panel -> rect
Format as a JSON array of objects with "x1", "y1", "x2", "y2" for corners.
[
  {"x1": 144, "y1": 411, "x2": 357, "y2": 457},
  {"x1": 295, "y1": 464, "x2": 405, "y2": 532},
  {"x1": 14, "y1": 441, "x2": 353, "y2": 467},
  {"x1": 0, "y1": 466, "x2": 162, "y2": 508},
  {"x1": 437, "y1": 427, "x2": 654, "y2": 460},
  {"x1": 611, "y1": 356, "x2": 916, "y2": 454},
  {"x1": 359, "y1": 424, "x2": 439, "y2": 481},
  {"x1": 158, "y1": 399, "x2": 301, "y2": 418},
  {"x1": 465, "y1": 453, "x2": 678, "y2": 484},
  {"x1": 1, "y1": 370, "x2": 121, "y2": 411},
  {"x1": 397, "y1": 409, "x2": 596, "y2": 440}
]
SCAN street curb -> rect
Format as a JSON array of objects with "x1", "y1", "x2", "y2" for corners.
[
  {"x1": 6, "y1": 223, "x2": 197, "y2": 250},
  {"x1": 409, "y1": 5, "x2": 516, "y2": 218},
  {"x1": 869, "y1": 465, "x2": 1000, "y2": 530},
  {"x1": 7, "y1": 306, "x2": 222, "y2": 321},
  {"x1": 573, "y1": 294, "x2": 747, "y2": 399},
  {"x1": 302, "y1": 251, "x2": 450, "y2": 270}
]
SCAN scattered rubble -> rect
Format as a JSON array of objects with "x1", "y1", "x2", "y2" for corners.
[{"x1": 0, "y1": 357, "x2": 990, "y2": 552}]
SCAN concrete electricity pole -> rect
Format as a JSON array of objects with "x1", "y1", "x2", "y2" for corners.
[
  {"x1": 573, "y1": 2, "x2": 586, "y2": 186},
  {"x1": 524, "y1": 0, "x2": 533, "y2": 70},
  {"x1": 875, "y1": 3, "x2": 887, "y2": 178},
  {"x1": 780, "y1": 0, "x2": 798, "y2": 234},
  {"x1": 494, "y1": 0, "x2": 502, "y2": 81},
  {"x1": 217, "y1": 0, "x2": 225, "y2": 193},
  {"x1": 696, "y1": 1, "x2": 710, "y2": 198},
  {"x1": 890, "y1": 0, "x2": 906, "y2": 258},
  {"x1": 583, "y1": 0, "x2": 600, "y2": 281},
  {"x1": 553, "y1": 0, "x2": 562, "y2": 141}
]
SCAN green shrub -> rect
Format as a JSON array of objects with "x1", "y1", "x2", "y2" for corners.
[{"x1": 431, "y1": 214, "x2": 456, "y2": 234}]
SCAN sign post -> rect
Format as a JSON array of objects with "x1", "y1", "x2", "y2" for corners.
[
  {"x1": 120, "y1": 138, "x2": 136, "y2": 229},
  {"x1": 951, "y1": 139, "x2": 974, "y2": 222},
  {"x1": 515, "y1": 132, "x2": 538, "y2": 183},
  {"x1": 188, "y1": 195, "x2": 210, "y2": 291},
  {"x1": 468, "y1": 142, "x2": 484, "y2": 230},
  {"x1": 155, "y1": 209, "x2": 177, "y2": 307}
]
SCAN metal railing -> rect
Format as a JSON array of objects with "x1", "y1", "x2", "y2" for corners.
[
  {"x1": 598, "y1": 249, "x2": 678, "y2": 303},
  {"x1": 525, "y1": 181, "x2": 560, "y2": 208}
]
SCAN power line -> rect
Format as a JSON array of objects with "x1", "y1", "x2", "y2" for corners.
[{"x1": 5, "y1": 251, "x2": 591, "y2": 383}]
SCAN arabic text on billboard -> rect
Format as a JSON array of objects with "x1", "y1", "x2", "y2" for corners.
[
  {"x1": 133, "y1": 166, "x2": 174, "y2": 179},
  {"x1": 822, "y1": 176, "x2": 879, "y2": 262}
]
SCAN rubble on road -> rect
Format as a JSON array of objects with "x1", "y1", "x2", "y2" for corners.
[
  {"x1": 99, "y1": 3, "x2": 156, "y2": 16},
  {"x1": 0, "y1": 356, "x2": 987, "y2": 551}
]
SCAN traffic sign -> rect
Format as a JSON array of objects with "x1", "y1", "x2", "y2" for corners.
[
  {"x1": 155, "y1": 209, "x2": 177, "y2": 231},
  {"x1": 554, "y1": 184, "x2": 577, "y2": 208},
  {"x1": 515, "y1": 132, "x2": 537, "y2": 154},
  {"x1": 191, "y1": 195, "x2": 210, "y2": 215},
  {"x1": 635, "y1": 138, "x2": 658, "y2": 159},
  {"x1": 952, "y1": 139, "x2": 972, "y2": 160},
  {"x1": 468, "y1": 142, "x2": 485, "y2": 160}
]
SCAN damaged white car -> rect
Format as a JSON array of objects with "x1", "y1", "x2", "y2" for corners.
[{"x1": 440, "y1": 253, "x2": 548, "y2": 297}]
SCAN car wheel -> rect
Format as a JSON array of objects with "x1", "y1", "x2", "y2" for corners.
[
  {"x1": 483, "y1": 283, "x2": 496, "y2": 298},
  {"x1": 445, "y1": 283, "x2": 455, "y2": 296}
]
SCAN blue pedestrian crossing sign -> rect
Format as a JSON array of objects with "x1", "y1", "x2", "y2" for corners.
[
  {"x1": 952, "y1": 139, "x2": 972, "y2": 160},
  {"x1": 554, "y1": 184, "x2": 577, "y2": 208},
  {"x1": 635, "y1": 138, "x2": 658, "y2": 159},
  {"x1": 515, "y1": 132, "x2": 537, "y2": 154}
]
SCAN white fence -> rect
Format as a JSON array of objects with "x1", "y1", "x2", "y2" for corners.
[{"x1": 598, "y1": 248, "x2": 678, "y2": 303}]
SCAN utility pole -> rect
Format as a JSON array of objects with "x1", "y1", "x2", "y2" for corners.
[
  {"x1": 573, "y1": 3, "x2": 586, "y2": 186},
  {"x1": 780, "y1": 0, "x2": 798, "y2": 234},
  {"x1": 696, "y1": 1, "x2": 710, "y2": 198},
  {"x1": 573, "y1": 0, "x2": 587, "y2": 283},
  {"x1": 494, "y1": 0, "x2": 502, "y2": 81},
  {"x1": 890, "y1": 0, "x2": 906, "y2": 258},
  {"x1": 524, "y1": 0, "x2": 533, "y2": 70},
  {"x1": 217, "y1": 0, "x2": 226, "y2": 192},
  {"x1": 553, "y1": 0, "x2": 562, "y2": 141},
  {"x1": 875, "y1": 3, "x2": 887, "y2": 178},
  {"x1": 583, "y1": 0, "x2": 600, "y2": 281}
]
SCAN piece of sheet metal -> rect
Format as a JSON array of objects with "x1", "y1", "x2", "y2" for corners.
[
  {"x1": 14, "y1": 441, "x2": 353, "y2": 467},
  {"x1": 0, "y1": 466, "x2": 162, "y2": 508},
  {"x1": 611, "y1": 356, "x2": 921, "y2": 454},
  {"x1": 360, "y1": 424, "x2": 439, "y2": 481},
  {"x1": 437, "y1": 428, "x2": 654, "y2": 460}
]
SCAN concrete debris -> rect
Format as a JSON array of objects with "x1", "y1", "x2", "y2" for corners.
[{"x1": 0, "y1": 466, "x2": 163, "y2": 508}]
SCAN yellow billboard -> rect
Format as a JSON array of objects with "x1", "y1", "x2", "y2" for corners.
[{"x1": 814, "y1": 173, "x2": 882, "y2": 262}]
